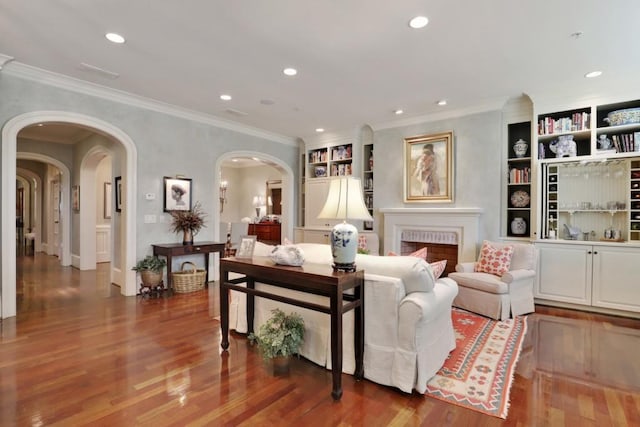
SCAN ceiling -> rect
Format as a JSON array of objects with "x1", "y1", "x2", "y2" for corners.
[{"x1": 2, "y1": 1, "x2": 640, "y2": 141}]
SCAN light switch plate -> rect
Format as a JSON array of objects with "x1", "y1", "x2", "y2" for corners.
[
  {"x1": 144, "y1": 214, "x2": 156, "y2": 223},
  {"x1": 145, "y1": 193, "x2": 155, "y2": 200}
]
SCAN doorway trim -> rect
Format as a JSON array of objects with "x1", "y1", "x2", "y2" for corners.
[
  {"x1": 214, "y1": 151, "x2": 295, "y2": 244},
  {"x1": 2, "y1": 111, "x2": 138, "y2": 318}
]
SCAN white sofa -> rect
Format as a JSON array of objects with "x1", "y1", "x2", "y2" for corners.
[{"x1": 228, "y1": 242, "x2": 458, "y2": 394}]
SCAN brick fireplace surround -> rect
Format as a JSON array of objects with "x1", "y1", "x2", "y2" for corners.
[{"x1": 380, "y1": 208, "x2": 483, "y2": 277}]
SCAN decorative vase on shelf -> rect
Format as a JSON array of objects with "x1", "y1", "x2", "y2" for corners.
[
  {"x1": 182, "y1": 229, "x2": 193, "y2": 245},
  {"x1": 511, "y1": 217, "x2": 527, "y2": 235},
  {"x1": 513, "y1": 139, "x2": 528, "y2": 158}
]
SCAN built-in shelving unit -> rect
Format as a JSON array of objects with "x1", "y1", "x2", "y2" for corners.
[
  {"x1": 307, "y1": 143, "x2": 353, "y2": 179},
  {"x1": 506, "y1": 121, "x2": 532, "y2": 238},
  {"x1": 363, "y1": 144, "x2": 374, "y2": 230},
  {"x1": 631, "y1": 160, "x2": 640, "y2": 241}
]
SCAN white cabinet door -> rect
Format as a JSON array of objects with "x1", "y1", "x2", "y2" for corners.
[
  {"x1": 303, "y1": 229, "x2": 332, "y2": 244},
  {"x1": 304, "y1": 179, "x2": 339, "y2": 228},
  {"x1": 536, "y1": 243, "x2": 592, "y2": 305},
  {"x1": 592, "y1": 246, "x2": 640, "y2": 313}
]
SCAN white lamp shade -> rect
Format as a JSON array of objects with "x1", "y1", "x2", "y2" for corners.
[{"x1": 317, "y1": 177, "x2": 373, "y2": 221}]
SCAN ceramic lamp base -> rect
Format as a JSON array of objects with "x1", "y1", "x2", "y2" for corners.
[{"x1": 330, "y1": 221, "x2": 358, "y2": 272}]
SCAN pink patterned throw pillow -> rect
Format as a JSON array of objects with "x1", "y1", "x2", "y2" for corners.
[
  {"x1": 357, "y1": 235, "x2": 369, "y2": 253},
  {"x1": 387, "y1": 247, "x2": 427, "y2": 259},
  {"x1": 474, "y1": 241, "x2": 514, "y2": 276},
  {"x1": 430, "y1": 260, "x2": 447, "y2": 279}
]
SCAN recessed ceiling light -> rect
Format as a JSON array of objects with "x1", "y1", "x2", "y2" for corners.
[
  {"x1": 394, "y1": 109, "x2": 404, "y2": 115},
  {"x1": 252, "y1": 157, "x2": 260, "y2": 161},
  {"x1": 409, "y1": 16, "x2": 429, "y2": 29},
  {"x1": 437, "y1": 99, "x2": 447, "y2": 106},
  {"x1": 231, "y1": 158, "x2": 239, "y2": 162},
  {"x1": 283, "y1": 68, "x2": 298, "y2": 76},
  {"x1": 585, "y1": 70, "x2": 602, "y2": 78},
  {"x1": 220, "y1": 94, "x2": 232, "y2": 101},
  {"x1": 105, "y1": 33, "x2": 125, "y2": 44},
  {"x1": 37, "y1": 123, "x2": 44, "y2": 127},
  {"x1": 315, "y1": 128, "x2": 325, "y2": 133},
  {"x1": 260, "y1": 99, "x2": 275, "y2": 105}
]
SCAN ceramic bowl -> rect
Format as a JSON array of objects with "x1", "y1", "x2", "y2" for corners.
[{"x1": 605, "y1": 108, "x2": 640, "y2": 126}]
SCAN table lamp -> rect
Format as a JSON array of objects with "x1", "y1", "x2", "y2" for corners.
[{"x1": 317, "y1": 177, "x2": 373, "y2": 272}]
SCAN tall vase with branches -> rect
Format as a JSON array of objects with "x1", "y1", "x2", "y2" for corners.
[{"x1": 169, "y1": 201, "x2": 207, "y2": 245}]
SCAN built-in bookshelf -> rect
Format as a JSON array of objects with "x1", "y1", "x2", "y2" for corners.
[
  {"x1": 506, "y1": 121, "x2": 532, "y2": 238},
  {"x1": 307, "y1": 144, "x2": 353, "y2": 178},
  {"x1": 363, "y1": 144, "x2": 374, "y2": 231},
  {"x1": 596, "y1": 100, "x2": 640, "y2": 155},
  {"x1": 631, "y1": 160, "x2": 640, "y2": 241},
  {"x1": 537, "y1": 107, "x2": 592, "y2": 159}
]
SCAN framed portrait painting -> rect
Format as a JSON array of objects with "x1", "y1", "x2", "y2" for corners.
[
  {"x1": 72, "y1": 185, "x2": 80, "y2": 212},
  {"x1": 404, "y1": 131, "x2": 454, "y2": 203},
  {"x1": 115, "y1": 176, "x2": 122, "y2": 212},
  {"x1": 164, "y1": 177, "x2": 192, "y2": 212}
]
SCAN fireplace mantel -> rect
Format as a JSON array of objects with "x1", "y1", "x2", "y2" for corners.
[{"x1": 380, "y1": 208, "x2": 483, "y2": 262}]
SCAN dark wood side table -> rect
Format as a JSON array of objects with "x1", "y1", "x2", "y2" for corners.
[
  {"x1": 219, "y1": 256, "x2": 364, "y2": 401},
  {"x1": 152, "y1": 241, "x2": 225, "y2": 292}
]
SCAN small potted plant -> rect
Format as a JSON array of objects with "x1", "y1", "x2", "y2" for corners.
[
  {"x1": 169, "y1": 201, "x2": 207, "y2": 245},
  {"x1": 249, "y1": 308, "x2": 305, "y2": 375},
  {"x1": 132, "y1": 255, "x2": 167, "y2": 288}
]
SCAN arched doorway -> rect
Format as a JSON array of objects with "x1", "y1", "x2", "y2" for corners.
[
  {"x1": 214, "y1": 151, "x2": 295, "y2": 245},
  {"x1": 2, "y1": 111, "x2": 138, "y2": 319},
  {"x1": 16, "y1": 168, "x2": 43, "y2": 253}
]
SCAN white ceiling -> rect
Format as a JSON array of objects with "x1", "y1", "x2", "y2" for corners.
[{"x1": 2, "y1": 1, "x2": 640, "y2": 140}]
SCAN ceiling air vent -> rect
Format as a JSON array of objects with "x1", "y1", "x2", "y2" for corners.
[
  {"x1": 78, "y1": 62, "x2": 120, "y2": 79},
  {"x1": 225, "y1": 108, "x2": 249, "y2": 116}
]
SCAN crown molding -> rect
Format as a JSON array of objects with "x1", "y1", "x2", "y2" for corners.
[
  {"x1": 2, "y1": 61, "x2": 298, "y2": 147},
  {"x1": 0, "y1": 54, "x2": 15, "y2": 70},
  {"x1": 370, "y1": 97, "x2": 509, "y2": 131}
]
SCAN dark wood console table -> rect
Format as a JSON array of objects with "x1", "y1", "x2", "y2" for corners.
[
  {"x1": 219, "y1": 257, "x2": 364, "y2": 400},
  {"x1": 152, "y1": 241, "x2": 225, "y2": 291}
]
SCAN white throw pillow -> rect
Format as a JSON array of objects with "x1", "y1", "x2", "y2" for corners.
[{"x1": 355, "y1": 254, "x2": 435, "y2": 293}]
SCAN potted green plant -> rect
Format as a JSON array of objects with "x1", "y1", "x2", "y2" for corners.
[
  {"x1": 169, "y1": 201, "x2": 207, "y2": 245},
  {"x1": 132, "y1": 255, "x2": 167, "y2": 288},
  {"x1": 249, "y1": 308, "x2": 305, "y2": 374}
]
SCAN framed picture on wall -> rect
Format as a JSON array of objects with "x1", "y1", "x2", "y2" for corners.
[
  {"x1": 164, "y1": 176, "x2": 192, "y2": 212},
  {"x1": 104, "y1": 182, "x2": 112, "y2": 219},
  {"x1": 404, "y1": 131, "x2": 454, "y2": 203},
  {"x1": 72, "y1": 185, "x2": 80, "y2": 212},
  {"x1": 115, "y1": 176, "x2": 122, "y2": 212}
]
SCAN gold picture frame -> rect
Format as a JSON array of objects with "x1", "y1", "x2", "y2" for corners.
[{"x1": 404, "y1": 131, "x2": 454, "y2": 203}]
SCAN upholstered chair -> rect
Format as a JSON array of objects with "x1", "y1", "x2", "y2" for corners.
[{"x1": 448, "y1": 241, "x2": 537, "y2": 320}]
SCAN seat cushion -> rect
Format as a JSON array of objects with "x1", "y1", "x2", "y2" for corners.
[{"x1": 448, "y1": 271, "x2": 508, "y2": 294}]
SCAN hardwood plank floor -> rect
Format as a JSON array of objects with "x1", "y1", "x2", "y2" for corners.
[{"x1": 2, "y1": 253, "x2": 639, "y2": 426}]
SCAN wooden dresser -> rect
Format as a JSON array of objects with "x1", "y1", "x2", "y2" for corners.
[{"x1": 248, "y1": 222, "x2": 281, "y2": 245}]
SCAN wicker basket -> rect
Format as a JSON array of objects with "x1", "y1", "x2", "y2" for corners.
[{"x1": 172, "y1": 261, "x2": 206, "y2": 293}]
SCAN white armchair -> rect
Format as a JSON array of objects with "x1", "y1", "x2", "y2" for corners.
[{"x1": 448, "y1": 241, "x2": 537, "y2": 320}]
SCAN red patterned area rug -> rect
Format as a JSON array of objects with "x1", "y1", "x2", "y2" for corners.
[{"x1": 425, "y1": 308, "x2": 528, "y2": 419}]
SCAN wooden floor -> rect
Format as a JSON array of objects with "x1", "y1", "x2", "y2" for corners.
[{"x1": 2, "y1": 254, "x2": 640, "y2": 426}]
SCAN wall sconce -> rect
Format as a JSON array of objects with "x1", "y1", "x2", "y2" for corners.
[{"x1": 219, "y1": 180, "x2": 228, "y2": 213}]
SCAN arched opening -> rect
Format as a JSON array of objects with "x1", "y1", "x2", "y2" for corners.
[
  {"x1": 214, "y1": 151, "x2": 295, "y2": 245},
  {"x1": 2, "y1": 111, "x2": 138, "y2": 318}
]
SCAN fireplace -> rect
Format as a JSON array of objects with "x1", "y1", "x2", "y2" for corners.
[{"x1": 381, "y1": 208, "x2": 483, "y2": 275}]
